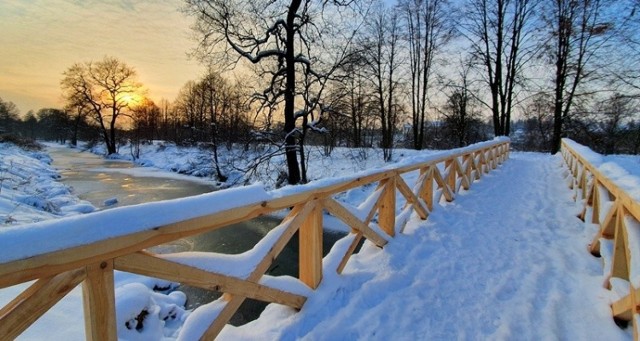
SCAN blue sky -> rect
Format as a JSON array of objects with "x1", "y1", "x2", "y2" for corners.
[{"x1": 0, "y1": 0, "x2": 203, "y2": 114}]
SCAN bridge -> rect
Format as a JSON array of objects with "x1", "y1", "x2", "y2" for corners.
[{"x1": 0, "y1": 138, "x2": 637, "y2": 340}]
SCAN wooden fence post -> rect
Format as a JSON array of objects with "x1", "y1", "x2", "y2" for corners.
[
  {"x1": 299, "y1": 201, "x2": 323, "y2": 289},
  {"x1": 378, "y1": 177, "x2": 397, "y2": 237},
  {"x1": 419, "y1": 167, "x2": 434, "y2": 211},
  {"x1": 83, "y1": 261, "x2": 116, "y2": 341}
]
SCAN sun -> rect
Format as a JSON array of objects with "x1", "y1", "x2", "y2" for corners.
[{"x1": 117, "y1": 92, "x2": 143, "y2": 107}]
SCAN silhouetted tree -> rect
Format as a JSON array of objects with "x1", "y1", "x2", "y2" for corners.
[
  {"x1": 399, "y1": 0, "x2": 454, "y2": 149},
  {"x1": 184, "y1": 0, "x2": 362, "y2": 184},
  {"x1": 462, "y1": 0, "x2": 538, "y2": 137},
  {"x1": 546, "y1": 0, "x2": 615, "y2": 153},
  {"x1": 61, "y1": 56, "x2": 143, "y2": 154}
]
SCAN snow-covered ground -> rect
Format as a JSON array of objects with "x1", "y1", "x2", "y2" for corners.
[
  {"x1": 1, "y1": 139, "x2": 639, "y2": 340},
  {"x1": 91, "y1": 141, "x2": 428, "y2": 189},
  {"x1": 0, "y1": 142, "x2": 95, "y2": 225}
]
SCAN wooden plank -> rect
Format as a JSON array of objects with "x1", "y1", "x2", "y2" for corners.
[
  {"x1": 461, "y1": 154, "x2": 472, "y2": 190},
  {"x1": 589, "y1": 201, "x2": 620, "y2": 255},
  {"x1": 83, "y1": 261, "x2": 116, "y2": 341},
  {"x1": 378, "y1": 177, "x2": 397, "y2": 237},
  {"x1": 0, "y1": 268, "x2": 85, "y2": 340},
  {"x1": 114, "y1": 252, "x2": 306, "y2": 309},
  {"x1": 491, "y1": 148, "x2": 498, "y2": 169},
  {"x1": 364, "y1": 186, "x2": 387, "y2": 225},
  {"x1": 432, "y1": 166, "x2": 454, "y2": 202},
  {"x1": 455, "y1": 156, "x2": 471, "y2": 191},
  {"x1": 395, "y1": 175, "x2": 428, "y2": 220},
  {"x1": 299, "y1": 201, "x2": 324, "y2": 289},
  {"x1": 444, "y1": 160, "x2": 456, "y2": 192},
  {"x1": 322, "y1": 198, "x2": 388, "y2": 247},
  {"x1": 591, "y1": 180, "x2": 602, "y2": 224},
  {"x1": 392, "y1": 140, "x2": 508, "y2": 174},
  {"x1": 418, "y1": 167, "x2": 434, "y2": 211},
  {"x1": 473, "y1": 151, "x2": 484, "y2": 177},
  {"x1": 336, "y1": 233, "x2": 363, "y2": 274},
  {"x1": 200, "y1": 201, "x2": 317, "y2": 339},
  {"x1": 601, "y1": 201, "x2": 620, "y2": 239},
  {"x1": 579, "y1": 167, "x2": 588, "y2": 200},
  {"x1": 610, "y1": 206, "x2": 630, "y2": 281},
  {"x1": 611, "y1": 285, "x2": 639, "y2": 321}
]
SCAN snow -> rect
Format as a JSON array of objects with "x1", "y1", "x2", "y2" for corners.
[
  {"x1": 0, "y1": 142, "x2": 96, "y2": 225},
  {"x1": 1, "y1": 138, "x2": 637, "y2": 340},
  {"x1": 160, "y1": 220, "x2": 293, "y2": 280},
  {"x1": 564, "y1": 139, "x2": 640, "y2": 202},
  {"x1": 0, "y1": 184, "x2": 270, "y2": 263},
  {"x1": 89, "y1": 140, "x2": 442, "y2": 188},
  {"x1": 215, "y1": 152, "x2": 626, "y2": 340}
]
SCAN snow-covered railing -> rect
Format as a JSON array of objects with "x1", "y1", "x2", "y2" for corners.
[
  {"x1": 0, "y1": 138, "x2": 509, "y2": 340},
  {"x1": 561, "y1": 139, "x2": 640, "y2": 337}
]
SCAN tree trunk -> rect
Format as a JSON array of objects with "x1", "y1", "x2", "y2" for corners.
[{"x1": 284, "y1": 0, "x2": 302, "y2": 185}]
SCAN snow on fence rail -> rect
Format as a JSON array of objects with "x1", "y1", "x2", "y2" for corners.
[
  {"x1": 561, "y1": 139, "x2": 640, "y2": 339},
  {"x1": 0, "y1": 138, "x2": 509, "y2": 340}
]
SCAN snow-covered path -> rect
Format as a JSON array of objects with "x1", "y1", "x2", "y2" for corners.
[{"x1": 221, "y1": 153, "x2": 628, "y2": 340}]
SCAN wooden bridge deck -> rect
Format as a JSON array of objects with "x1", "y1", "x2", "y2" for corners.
[{"x1": 216, "y1": 151, "x2": 626, "y2": 340}]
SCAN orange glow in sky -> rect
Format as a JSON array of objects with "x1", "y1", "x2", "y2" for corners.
[{"x1": 0, "y1": 0, "x2": 204, "y2": 115}]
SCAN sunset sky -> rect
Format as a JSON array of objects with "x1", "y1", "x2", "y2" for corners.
[{"x1": 0, "y1": 0, "x2": 204, "y2": 115}]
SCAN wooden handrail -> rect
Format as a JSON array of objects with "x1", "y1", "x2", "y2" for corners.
[
  {"x1": 0, "y1": 138, "x2": 510, "y2": 340},
  {"x1": 560, "y1": 139, "x2": 640, "y2": 340}
]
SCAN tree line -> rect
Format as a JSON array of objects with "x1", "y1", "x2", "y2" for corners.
[{"x1": 1, "y1": 0, "x2": 638, "y2": 186}]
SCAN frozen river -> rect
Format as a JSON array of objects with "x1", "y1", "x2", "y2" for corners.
[{"x1": 47, "y1": 145, "x2": 216, "y2": 209}]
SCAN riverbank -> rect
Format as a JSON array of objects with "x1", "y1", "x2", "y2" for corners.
[
  {"x1": 0, "y1": 141, "x2": 95, "y2": 225},
  {"x1": 87, "y1": 140, "x2": 431, "y2": 189},
  {"x1": 44, "y1": 142, "x2": 217, "y2": 210},
  {"x1": 0, "y1": 140, "x2": 191, "y2": 339}
]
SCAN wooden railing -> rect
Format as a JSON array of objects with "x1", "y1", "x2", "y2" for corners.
[
  {"x1": 561, "y1": 139, "x2": 640, "y2": 339},
  {"x1": 0, "y1": 139, "x2": 509, "y2": 340}
]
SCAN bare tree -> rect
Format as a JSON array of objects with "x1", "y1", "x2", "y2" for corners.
[
  {"x1": 596, "y1": 93, "x2": 636, "y2": 154},
  {"x1": 63, "y1": 91, "x2": 91, "y2": 147},
  {"x1": 362, "y1": 3, "x2": 403, "y2": 162},
  {"x1": 546, "y1": 0, "x2": 615, "y2": 153},
  {"x1": 462, "y1": 0, "x2": 538, "y2": 137},
  {"x1": 326, "y1": 51, "x2": 374, "y2": 149},
  {"x1": 520, "y1": 92, "x2": 554, "y2": 152},
  {"x1": 438, "y1": 62, "x2": 482, "y2": 148},
  {"x1": 61, "y1": 57, "x2": 142, "y2": 154},
  {"x1": 602, "y1": 1, "x2": 639, "y2": 95},
  {"x1": 184, "y1": 0, "x2": 364, "y2": 184},
  {"x1": 399, "y1": 0, "x2": 453, "y2": 149}
]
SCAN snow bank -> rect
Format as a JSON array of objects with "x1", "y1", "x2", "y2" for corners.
[{"x1": 0, "y1": 142, "x2": 96, "y2": 225}]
